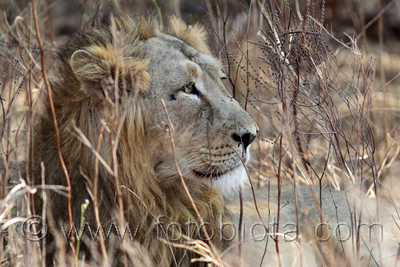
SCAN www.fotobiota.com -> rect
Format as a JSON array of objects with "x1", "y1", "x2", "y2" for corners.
[{"x1": 9, "y1": 215, "x2": 384, "y2": 244}]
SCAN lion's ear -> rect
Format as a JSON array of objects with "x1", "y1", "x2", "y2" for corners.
[
  {"x1": 70, "y1": 48, "x2": 151, "y2": 98},
  {"x1": 70, "y1": 49, "x2": 103, "y2": 84}
]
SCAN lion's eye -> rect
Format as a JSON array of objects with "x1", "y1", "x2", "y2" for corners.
[{"x1": 182, "y1": 82, "x2": 196, "y2": 94}]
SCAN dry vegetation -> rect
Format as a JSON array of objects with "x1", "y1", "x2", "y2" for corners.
[{"x1": 1, "y1": 0, "x2": 400, "y2": 266}]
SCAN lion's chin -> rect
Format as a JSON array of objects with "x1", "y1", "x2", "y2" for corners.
[{"x1": 205, "y1": 165, "x2": 247, "y2": 199}]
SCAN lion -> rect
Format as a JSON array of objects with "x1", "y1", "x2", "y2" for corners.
[{"x1": 31, "y1": 13, "x2": 258, "y2": 266}]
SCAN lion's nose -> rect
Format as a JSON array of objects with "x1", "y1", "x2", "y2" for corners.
[{"x1": 231, "y1": 132, "x2": 257, "y2": 150}]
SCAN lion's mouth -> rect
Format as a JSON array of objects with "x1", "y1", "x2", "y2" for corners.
[
  {"x1": 193, "y1": 168, "x2": 232, "y2": 179},
  {"x1": 193, "y1": 151, "x2": 248, "y2": 179}
]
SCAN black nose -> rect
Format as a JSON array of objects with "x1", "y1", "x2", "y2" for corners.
[{"x1": 231, "y1": 132, "x2": 256, "y2": 150}]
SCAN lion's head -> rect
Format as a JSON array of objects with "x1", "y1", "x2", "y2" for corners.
[
  {"x1": 33, "y1": 14, "x2": 257, "y2": 266},
  {"x1": 143, "y1": 19, "x2": 258, "y2": 197}
]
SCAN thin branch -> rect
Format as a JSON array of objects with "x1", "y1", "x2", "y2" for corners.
[{"x1": 31, "y1": 0, "x2": 74, "y2": 244}]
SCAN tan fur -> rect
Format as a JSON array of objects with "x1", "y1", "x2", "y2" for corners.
[
  {"x1": 230, "y1": 185, "x2": 400, "y2": 267},
  {"x1": 32, "y1": 14, "x2": 257, "y2": 267},
  {"x1": 186, "y1": 63, "x2": 198, "y2": 79},
  {"x1": 166, "y1": 16, "x2": 212, "y2": 55}
]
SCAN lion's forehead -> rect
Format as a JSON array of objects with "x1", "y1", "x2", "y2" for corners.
[{"x1": 149, "y1": 33, "x2": 222, "y2": 74}]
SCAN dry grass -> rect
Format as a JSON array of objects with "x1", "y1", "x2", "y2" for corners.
[{"x1": 1, "y1": 0, "x2": 400, "y2": 266}]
